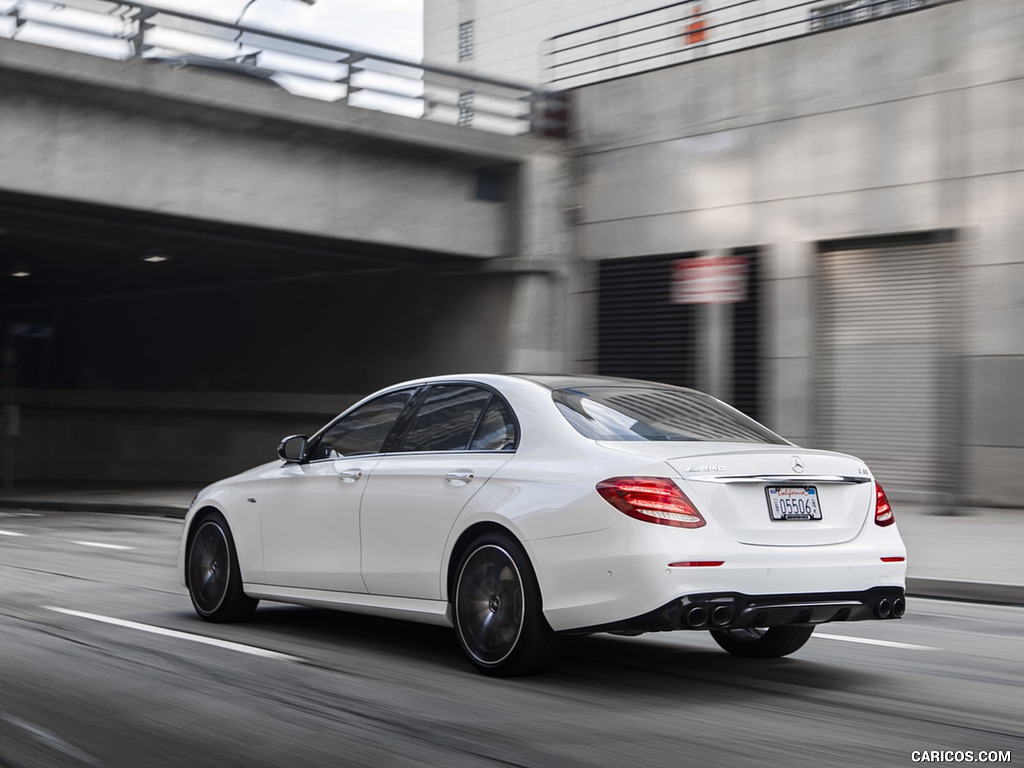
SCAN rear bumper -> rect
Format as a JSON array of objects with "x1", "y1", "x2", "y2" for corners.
[{"x1": 568, "y1": 586, "x2": 906, "y2": 635}]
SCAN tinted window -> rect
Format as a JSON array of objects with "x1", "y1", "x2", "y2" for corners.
[
  {"x1": 310, "y1": 390, "x2": 414, "y2": 459},
  {"x1": 553, "y1": 387, "x2": 787, "y2": 444},
  {"x1": 469, "y1": 397, "x2": 517, "y2": 451},
  {"x1": 400, "y1": 385, "x2": 492, "y2": 452}
]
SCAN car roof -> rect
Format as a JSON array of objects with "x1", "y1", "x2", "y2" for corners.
[{"x1": 508, "y1": 373, "x2": 690, "y2": 391}]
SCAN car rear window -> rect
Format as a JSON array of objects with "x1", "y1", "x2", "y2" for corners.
[{"x1": 552, "y1": 386, "x2": 787, "y2": 444}]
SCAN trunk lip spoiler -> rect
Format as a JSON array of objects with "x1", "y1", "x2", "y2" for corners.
[{"x1": 688, "y1": 474, "x2": 873, "y2": 484}]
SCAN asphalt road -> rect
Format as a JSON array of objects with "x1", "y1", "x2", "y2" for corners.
[{"x1": 0, "y1": 510, "x2": 1020, "y2": 768}]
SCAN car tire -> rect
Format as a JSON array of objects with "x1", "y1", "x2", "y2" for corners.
[
  {"x1": 186, "y1": 512, "x2": 258, "y2": 623},
  {"x1": 453, "y1": 533, "x2": 556, "y2": 677},
  {"x1": 710, "y1": 625, "x2": 814, "y2": 658}
]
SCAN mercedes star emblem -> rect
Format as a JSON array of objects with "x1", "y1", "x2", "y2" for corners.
[{"x1": 791, "y1": 455, "x2": 805, "y2": 473}]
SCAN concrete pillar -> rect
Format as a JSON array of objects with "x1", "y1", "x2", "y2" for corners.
[
  {"x1": 502, "y1": 150, "x2": 574, "y2": 373},
  {"x1": 763, "y1": 241, "x2": 815, "y2": 443},
  {"x1": 696, "y1": 250, "x2": 734, "y2": 402}
]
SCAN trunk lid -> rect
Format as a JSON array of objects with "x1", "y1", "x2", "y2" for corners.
[{"x1": 597, "y1": 442, "x2": 874, "y2": 545}]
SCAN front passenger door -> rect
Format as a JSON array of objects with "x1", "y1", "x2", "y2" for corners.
[{"x1": 259, "y1": 388, "x2": 416, "y2": 592}]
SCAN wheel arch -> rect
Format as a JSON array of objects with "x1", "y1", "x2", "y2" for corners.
[
  {"x1": 445, "y1": 521, "x2": 526, "y2": 603},
  {"x1": 182, "y1": 505, "x2": 226, "y2": 588}
]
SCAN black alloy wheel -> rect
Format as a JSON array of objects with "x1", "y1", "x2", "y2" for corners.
[
  {"x1": 186, "y1": 512, "x2": 258, "y2": 623},
  {"x1": 453, "y1": 533, "x2": 556, "y2": 677}
]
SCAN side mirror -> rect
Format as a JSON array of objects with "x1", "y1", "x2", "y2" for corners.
[{"x1": 277, "y1": 434, "x2": 308, "y2": 463}]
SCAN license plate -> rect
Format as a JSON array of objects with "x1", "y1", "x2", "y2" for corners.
[{"x1": 766, "y1": 486, "x2": 822, "y2": 521}]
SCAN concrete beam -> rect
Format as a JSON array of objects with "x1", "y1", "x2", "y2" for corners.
[{"x1": 0, "y1": 39, "x2": 556, "y2": 164}]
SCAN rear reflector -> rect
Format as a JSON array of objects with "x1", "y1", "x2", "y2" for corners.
[
  {"x1": 668, "y1": 561, "x2": 724, "y2": 567},
  {"x1": 880, "y1": 556, "x2": 905, "y2": 563},
  {"x1": 874, "y1": 482, "x2": 895, "y2": 527},
  {"x1": 596, "y1": 477, "x2": 706, "y2": 528}
]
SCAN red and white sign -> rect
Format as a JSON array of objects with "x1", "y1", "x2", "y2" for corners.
[{"x1": 672, "y1": 254, "x2": 747, "y2": 304}]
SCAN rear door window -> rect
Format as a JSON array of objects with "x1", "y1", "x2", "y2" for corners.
[
  {"x1": 399, "y1": 385, "x2": 492, "y2": 452},
  {"x1": 397, "y1": 385, "x2": 518, "y2": 453}
]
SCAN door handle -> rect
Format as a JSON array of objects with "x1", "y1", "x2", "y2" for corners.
[
  {"x1": 338, "y1": 468, "x2": 363, "y2": 483},
  {"x1": 445, "y1": 471, "x2": 474, "y2": 485}
]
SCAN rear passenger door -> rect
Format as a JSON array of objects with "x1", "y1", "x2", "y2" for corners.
[{"x1": 359, "y1": 384, "x2": 518, "y2": 599}]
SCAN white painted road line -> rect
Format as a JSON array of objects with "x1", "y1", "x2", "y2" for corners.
[
  {"x1": 72, "y1": 541, "x2": 135, "y2": 550},
  {"x1": 815, "y1": 632, "x2": 937, "y2": 651},
  {"x1": 1, "y1": 713, "x2": 103, "y2": 767},
  {"x1": 43, "y1": 607, "x2": 301, "y2": 662},
  {"x1": 0, "y1": 530, "x2": 27, "y2": 537}
]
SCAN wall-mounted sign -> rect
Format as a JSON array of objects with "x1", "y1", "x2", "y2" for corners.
[{"x1": 672, "y1": 254, "x2": 747, "y2": 304}]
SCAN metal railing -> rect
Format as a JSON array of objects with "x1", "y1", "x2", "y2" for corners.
[
  {"x1": 545, "y1": 0, "x2": 956, "y2": 88},
  {"x1": 0, "y1": 0, "x2": 566, "y2": 136}
]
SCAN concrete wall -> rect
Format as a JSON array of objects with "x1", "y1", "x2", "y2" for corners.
[
  {"x1": 571, "y1": 0, "x2": 1024, "y2": 506},
  {"x1": 5, "y1": 267, "x2": 521, "y2": 482}
]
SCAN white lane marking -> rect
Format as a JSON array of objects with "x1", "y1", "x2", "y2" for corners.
[
  {"x1": 44, "y1": 607, "x2": 300, "y2": 662},
  {"x1": 71, "y1": 541, "x2": 135, "y2": 550},
  {"x1": 0, "y1": 530, "x2": 27, "y2": 536},
  {"x1": 1, "y1": 713, "x2": 103, "y2": 766},
  {"x1": 814, "y1": 632, "x2": 937, "y2": 651}
]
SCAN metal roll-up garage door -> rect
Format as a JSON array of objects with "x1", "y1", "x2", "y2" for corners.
[
  {"x1": 816, "y1": 233, "x2": 961, "y2": 500},
  {"x1": 597, "y1": 254, "x2": 699, "y2": 388}
]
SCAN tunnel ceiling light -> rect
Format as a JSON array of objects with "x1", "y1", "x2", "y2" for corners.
[
  {"x1": 142, "y1": 254, "x2": 171, "y2": 263},
  {"x1": 11, "y1": 270, "x2": 31, "y2": 278}
]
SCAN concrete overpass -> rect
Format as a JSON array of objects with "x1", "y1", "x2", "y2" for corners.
[{"x1": 0, "y1": 27, "x2": 574, "y2": 483}]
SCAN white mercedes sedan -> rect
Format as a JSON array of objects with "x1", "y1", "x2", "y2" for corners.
[{"x1": 180, "y1": 374, "x2": 907, "y2": 676}]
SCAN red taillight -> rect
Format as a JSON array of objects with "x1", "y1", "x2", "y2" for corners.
[
  {"x1": 875, "y1": 482, "x2": 895, "y2": 527},
  {"x1": 596, "y1": 477, "x2": 706, "y2": 528},
  {"x1": 880, "y1": 557, "x2": 905, "y2": 563},
  {"x1": 668, "y1": 561, "x2": 724, "y2": 567}
]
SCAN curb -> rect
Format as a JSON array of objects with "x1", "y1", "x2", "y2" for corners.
[
  {"x1": 0, "y1": 498, "x2": 188, "y2": 519},
  {"x1": 906, "y1": 577, "x2": 1023, "y2": 607}
]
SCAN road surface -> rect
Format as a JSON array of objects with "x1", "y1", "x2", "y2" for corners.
[{"x1": 0, "y1": 509, "x2": 1020, "y2": 767}]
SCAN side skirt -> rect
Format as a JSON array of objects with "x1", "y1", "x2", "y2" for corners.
[{"x1": 243, "y1": 584, "x2": 454, "y2": 627}]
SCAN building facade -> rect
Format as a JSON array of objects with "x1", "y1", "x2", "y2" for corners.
[
  {"x1": 424, "y1": 0, "x2": 940, "y2": 88},
  {"x1": 429, "y1": 0, "x2": 1024, "y2": 508}
]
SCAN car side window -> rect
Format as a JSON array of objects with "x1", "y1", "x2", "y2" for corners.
[
  {"x1": 309, "y1": 389, "x2": 414, "y2": 459},
  {"x1": 469, "y1": 397, "x2": 517, "y2": 451},
  {"x1": 399, "y1": 385, "x2": 494, "y2": 453}
]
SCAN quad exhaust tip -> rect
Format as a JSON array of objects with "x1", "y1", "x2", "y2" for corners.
[
  {"x1": 684, "y1": 604, "x2": 735, "y2": 629},
  {"x1": 711, "y1": 605, "x2": 734, "y2": 626},
  {"x1": 685, "y1": 606, "x2": 709, "y2": 628},
  {"x1": 892, "y1": 597, "x2": 906, "y2": 617},
  {"x1": 877, "y1": 598, "x2": 892, "y2": 618}
]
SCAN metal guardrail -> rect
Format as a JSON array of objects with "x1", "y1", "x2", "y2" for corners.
[
  {"x1": 0, "y1": 0, "x2": 567, "y2": 137},
  {"x1": 545, "y1": 0, "x2": 957, "y2": 88}
]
